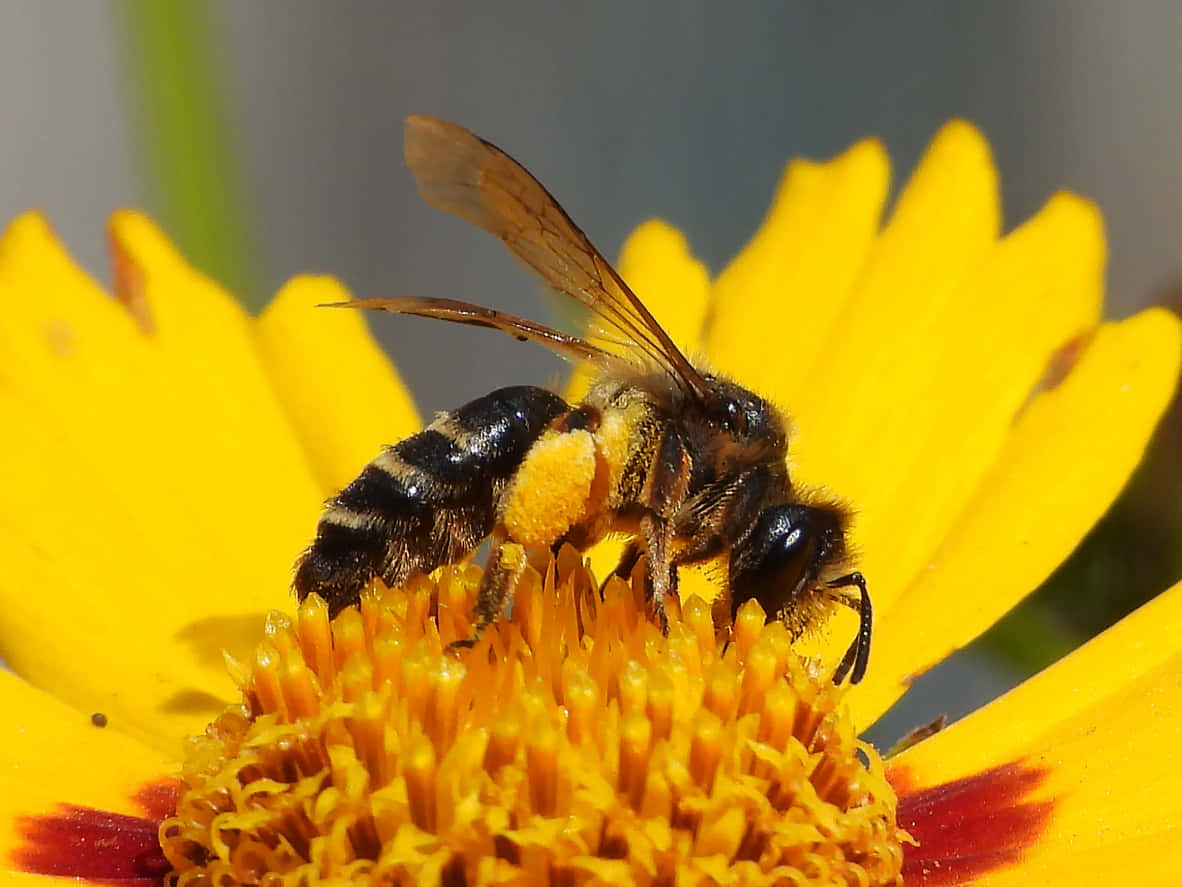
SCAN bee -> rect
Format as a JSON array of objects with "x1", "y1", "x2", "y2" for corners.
[{"x1": 294, "y1": 115, "x2": 872, "y2": 683}]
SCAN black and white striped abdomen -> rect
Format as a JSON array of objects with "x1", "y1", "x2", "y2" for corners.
[{"x1": 294, "y1": 385, "x2": 569, "y2": 615}]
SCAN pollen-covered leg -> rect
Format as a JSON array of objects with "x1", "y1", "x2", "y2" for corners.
[
  {"x1": 450, "y1": 426, "x2": 599, "y2": 646},
  {"x1": 499, "y1": 427, "x2": 599, "y2": 547},
  {"x1": 449, "y1": 541, "x2": 529, "y2": 650}
]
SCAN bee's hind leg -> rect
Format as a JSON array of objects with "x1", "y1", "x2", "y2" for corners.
[
  {"x1": 600, "y1": 541, "x2": 643, "y2": 592},
  {"x1": 457, "y1": 418, "x2": 598, "y2": 649},
  {"x1": 639, "y1": 514, "x2": 677, "y2": 635},
  {"x1": 448, "y1": 538, "x2": 529, "y2": 651}
]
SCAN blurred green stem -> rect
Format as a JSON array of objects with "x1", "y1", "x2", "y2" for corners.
[{"x1": 116, "y1": 1, "x2": 262, "y2": 309}]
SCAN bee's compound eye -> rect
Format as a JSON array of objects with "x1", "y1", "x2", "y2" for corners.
[
  {"x1": 729, "y1": 505, "x2": 842, "y2": 620},
  {"x1": 717, "y1": 395, "x2": 748, "y2": 435}
]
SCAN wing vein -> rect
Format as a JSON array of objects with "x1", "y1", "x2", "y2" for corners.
[{"x1": 403, "y1": 114, "x2": 711, "y2": 401}]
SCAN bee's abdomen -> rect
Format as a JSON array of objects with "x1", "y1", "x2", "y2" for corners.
[{"x1": 295, "y1": 385, "x2": 569, "y2": 615}]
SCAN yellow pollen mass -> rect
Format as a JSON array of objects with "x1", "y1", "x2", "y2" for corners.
[
  {"x1": 591, "y1": 408, "x2": 635, "y2": 506},
  {"x1": 500, "y1": 428, "x2": 597, "y2": 546}
]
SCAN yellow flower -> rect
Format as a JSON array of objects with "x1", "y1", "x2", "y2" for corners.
[{"x1": 1, "y1": 119, "x2": 1180, "y2": 886}]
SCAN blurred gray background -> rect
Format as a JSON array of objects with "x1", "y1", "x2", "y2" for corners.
[{"x1": 2, "y1": 1, "x2": 1180, "y2": 744}]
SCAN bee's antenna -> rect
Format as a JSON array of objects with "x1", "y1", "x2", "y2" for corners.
[{"x1": 828, "y1": 572, "x2": 871, "y2": 685}]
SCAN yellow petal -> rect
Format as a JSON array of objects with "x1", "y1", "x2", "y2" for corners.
[
  {"x1": 897, "y1": 579, "x2": 1182, "y2": 775},
  {"x1": 891, "y1": 579, "x2": 1182, "y2": 885},
  {"x1": 0, "y1": 213, "x2": 322, "y2": 751},
  {"x1": 620, "y1": 219, "x2": 711, "y2": 355},
  {"x1": 104, "y1": 211, "x2": 323, "y2": 540},
  {"x1": 855, "y1": 192, "x2": 1104, "y2": 609},
  {"x1": 755, "y1": 123, "x2": 1001, "y2": 678},
  {"x1": 565, "y1": 219, "x2": 710, "y2": 402},
  {"x1": 0, "y1": 399, "x2": 236, "y2": 751},
  {"x1": 852, "y1": 307, "x2": 1182, "y2": 729},
  {"x1": 786, "y1": 120, "x2": 1000, "y2": 485},
  {"x1": 255, "y1": 276, "x2": 421, "y2": 493},
  {"x1": 705, "y1": 135, "x2": 889, "y2": 405},
  {"x1": 0, "y1": 669, "x2": 174, "y2": 873}
]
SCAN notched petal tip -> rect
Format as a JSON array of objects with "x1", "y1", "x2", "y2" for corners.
[
  {"x1": 771, "y1": 134, "x2": 891, "y2": 213},
  {"x1": 106, "y1": 215, "x2": 155, "y2": 334},
  {"x1": 107, "y1": 209, "x2": 187, "y2": 273},
  {"x1": 105, "y1": 207, "x2": 254, "y2": 338}
]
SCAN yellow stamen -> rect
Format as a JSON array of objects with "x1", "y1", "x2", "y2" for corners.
[{"x1": 161, "y1": 550, "x2": 907, "y2": 886}]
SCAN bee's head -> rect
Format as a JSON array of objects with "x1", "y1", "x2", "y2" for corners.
[
  {"x1": 701, "y1": 377, "x2": 788, "y2": 449},
  {"x1": 728, "y1": 503, "x2": 848, "y2": 622}
]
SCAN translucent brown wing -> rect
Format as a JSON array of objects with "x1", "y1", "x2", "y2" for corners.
[
  {"x1": 326, "y1": 296, "x2": 626, "y2": 368},
  {"x1": 403, "y1": 114, "x2": 711, "y2": 402}
]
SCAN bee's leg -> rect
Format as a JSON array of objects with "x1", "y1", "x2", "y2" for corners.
[
  {"x1": 639, "y1": 514, "x2": 676, "y2": 634},
  {"x1": 450, "y1": 420, "x2": 599, "y2": 649},
  {"x1": 668, "y1": 535, "x2": 732, "y2": 624},
  {"x1": 670, "y1": 535, "x2": 726, "y2": 569},
  {"x1": 449, "y1": 539, "x2": 529, "y2": 650},
  {"x1": 639, "y1": 428, "x2": 693, "y2": 632},
  {"x1": 601, "y1": 541, "x2": 643, "y2": 594},
  {"x1": 825, "y1": 572, "x2": 872, "y2": 685}
]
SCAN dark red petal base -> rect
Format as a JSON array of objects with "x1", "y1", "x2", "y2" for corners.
[
  {"x1": 890, "y1": 760, "x2": 1055, "y2": 886},
  {"x1": 10, "y1": 781, "x2": 180, "y2": 886},
  {"x1": 9, "y1": 763, "x2": 1054, "y2": 886}
]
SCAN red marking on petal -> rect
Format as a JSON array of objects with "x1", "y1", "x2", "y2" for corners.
[
  {"x1": 889, "y1": 760, "x2": 1056, "y2": 886},
  {"x1": 1037, "y1": 332, "x2": 1092, "y2": 393},
  {"x1": 1016, "y1": 331, "x2": 1094, "y2": 419},
  {"x1": 107, "y1": 221, "x2": 155, "y2": 335},
  {"x1": 10, "y1": 780, "x2": 180, "y2": 886},
  {"x1": 134, "y1": 780, "x2": 182, "y2": 822}
]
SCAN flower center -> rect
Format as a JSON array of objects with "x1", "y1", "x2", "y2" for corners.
[{"x1": 160, "y1": 549, "x2": 906, "y2": 886}]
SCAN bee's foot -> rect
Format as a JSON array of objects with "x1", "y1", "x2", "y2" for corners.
[
  {"x1": 654, "y1": 602, "x2": 670, "y2": 636},
  {"x1": 446, "y1": 637, "x2": 478, "y2": 655}
]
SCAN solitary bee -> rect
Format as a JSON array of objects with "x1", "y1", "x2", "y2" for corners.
[{"x1": 295, "y1": 116, "x2": 872, "y2": 683}]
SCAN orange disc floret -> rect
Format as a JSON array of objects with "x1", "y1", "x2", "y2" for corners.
[{"x1": 161, "y1": 549, "x2": 907, "y2": 887}]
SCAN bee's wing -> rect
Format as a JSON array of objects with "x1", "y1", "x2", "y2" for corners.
[
  {"x1": 403, "y1": 115, "x2": 712, "y2": 402},
  {"x1": 327, "y1": 296, "x2": 628, "y2": 369}
]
